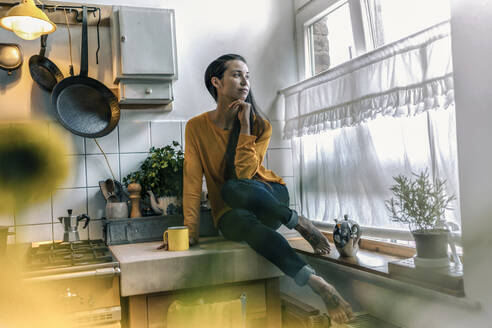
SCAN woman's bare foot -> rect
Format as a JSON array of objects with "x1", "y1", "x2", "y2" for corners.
[
  {"x1": 295, "y1": 215, "x2": 331, "y2": 255},
  {"x1": 308, "y1": 274, "x2": 355, "y2": 324}
]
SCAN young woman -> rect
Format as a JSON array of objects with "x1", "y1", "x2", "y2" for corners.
[{"x1": 181, "y1": 54, "x2": 354, "y2": 323}]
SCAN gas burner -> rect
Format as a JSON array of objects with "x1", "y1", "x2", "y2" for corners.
[
  {"x1": 63, "y1": 253, "x2": 84, "y2": 260},
  {"x1": 27, "y1": 239, "x2": 114, "y2": 271}
]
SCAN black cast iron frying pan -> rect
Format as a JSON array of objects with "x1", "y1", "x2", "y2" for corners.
[
  {"x1": 52, "y1": 6, "x2": 120, "y2": 138},
  {"x1": 29, "y1": 34, "x2": 63, "y2": 92}
]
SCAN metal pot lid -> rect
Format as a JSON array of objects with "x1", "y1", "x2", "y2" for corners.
[{"x1": 0, "y1": 44, "x2": 22, "y2": 71}]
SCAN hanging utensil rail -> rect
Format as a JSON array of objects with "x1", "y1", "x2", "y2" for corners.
[{"x1": 0, "y1": 3, "x2": 102, "y2": 63}]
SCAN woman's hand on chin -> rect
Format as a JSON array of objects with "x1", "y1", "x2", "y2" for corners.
[{"x1": 229, "y1": 99, "x2": 251, "y2": 127}]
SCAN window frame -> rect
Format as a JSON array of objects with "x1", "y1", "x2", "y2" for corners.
[
  {"x1": 292, "y1": 0, "x2": 461, "y2": 244},
  {"x1": 295, "y1": 0, "x2": 369, "y2": 79}
]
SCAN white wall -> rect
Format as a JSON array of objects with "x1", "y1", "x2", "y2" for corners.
[
  {"x1": 0, "y1": 0, "x2": 298, "y2": 243},
  {"x1": 450, "y1": 0, "x2": 492, "y2": 322},
  {"x1": 0, "y1": 0, "x2": 298, "y2": 120}
]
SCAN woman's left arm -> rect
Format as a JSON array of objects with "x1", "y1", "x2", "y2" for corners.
[{"x1": 234, "y1": 120, "x2": 272, "y2": 179}]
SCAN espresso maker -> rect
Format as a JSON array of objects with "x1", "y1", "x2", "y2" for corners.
[{"x1": 58, "y1": 209, "x2": 90, "y2": 243}]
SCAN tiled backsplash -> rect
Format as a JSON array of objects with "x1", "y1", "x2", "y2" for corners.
[{"x1": 3, "y1": 119, "x2": 297, "y2": 244}]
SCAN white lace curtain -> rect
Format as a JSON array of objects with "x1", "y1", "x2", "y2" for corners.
[{"x1": 280, "y1": 21, "x2": 460, "y2": 229}]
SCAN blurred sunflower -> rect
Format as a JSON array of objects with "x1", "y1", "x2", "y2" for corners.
[{"x1": 0, "y1": 121, "x2": 72, "y2": 214}]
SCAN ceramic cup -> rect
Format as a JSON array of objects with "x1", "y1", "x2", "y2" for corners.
[
  {"x1": 105, "y1": 202, "x2": 129, "y2": 219},
  {"x1": 163, "y1": 226, "x2": 189, "y2": 251}
]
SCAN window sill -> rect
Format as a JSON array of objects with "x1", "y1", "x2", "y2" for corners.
[{"x1": 287, "y1": 233, "x2": 466, "y2": 299}]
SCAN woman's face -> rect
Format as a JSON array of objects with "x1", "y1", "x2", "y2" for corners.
[{"x1": 214, "y1": 60, "x2": 250, "y2": 101}]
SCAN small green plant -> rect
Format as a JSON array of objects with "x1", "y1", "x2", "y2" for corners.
[
  {"x1": 123, "y1": 141, "x2": 184, "y2": 198},
  {"x1": 385, "y1": 169, "x2": 456, "y2": 232}
]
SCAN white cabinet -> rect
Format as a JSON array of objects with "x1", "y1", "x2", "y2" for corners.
[{"x1": 111, "y1": 6, "x2": 177, "y2": 105}]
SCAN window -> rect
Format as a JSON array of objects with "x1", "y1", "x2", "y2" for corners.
[
  {"x1": 290, "y1": 2, "x2": 458, "y2": 242},
  {"x1": 300, "y1": 0, "x2": 451, "y2": 78},
  {"x1": 308, "y1": 1, "x2": 355, "y2": 75},
  {"x1": 292, "y1": 109, "x2": 460, "y2": 232},
  {"x1": 363, "y1": 0, "x2": 451, "y2": 47}
]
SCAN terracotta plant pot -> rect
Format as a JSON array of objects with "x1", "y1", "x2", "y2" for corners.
[{"x1": 412, "y1": 229, "x2": 449, "y2": 259}]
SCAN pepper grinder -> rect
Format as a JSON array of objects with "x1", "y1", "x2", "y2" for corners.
[{"x1": 127, "y1": 182, "x2": 142, "y2": 218}]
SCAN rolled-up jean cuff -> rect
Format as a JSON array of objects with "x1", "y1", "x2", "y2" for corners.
[
  {"x1": 294, "y1": 264, "x2": 316, "y2": 286},
  {"x1": 285, "y1": 209, "x2": 298, "y2": 229}
]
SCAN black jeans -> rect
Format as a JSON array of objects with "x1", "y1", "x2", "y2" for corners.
[{"x1": 219, "y1": 179, "x2": 309, "y2": 282}]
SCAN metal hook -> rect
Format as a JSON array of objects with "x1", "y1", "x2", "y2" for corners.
[
  {"x1": 95, "y1": 8, "x2": 101, "y2": 64},
  {"x1": 74, "y1": 9, "x2": 82, "y2": 23}
]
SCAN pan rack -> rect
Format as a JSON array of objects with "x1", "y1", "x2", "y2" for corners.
[
  {"x1": 0, "y1": 2, "x2": 112, "y2": 26},
  {"x1": 0, "y1": 2, "x2": 113, "y2": 63}
]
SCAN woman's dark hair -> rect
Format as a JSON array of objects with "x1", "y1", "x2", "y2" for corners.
[{"x1": 204, "y1": 54, "x2": 268, "y2": 180}]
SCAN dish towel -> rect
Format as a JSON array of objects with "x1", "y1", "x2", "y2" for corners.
[{"x1": 167, "y1": 296, "x2": 246, "y2": 328}]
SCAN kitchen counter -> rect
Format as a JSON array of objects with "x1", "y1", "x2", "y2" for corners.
[{"x1": 110, "y1": 237, "x2": 284, "y2": 297}]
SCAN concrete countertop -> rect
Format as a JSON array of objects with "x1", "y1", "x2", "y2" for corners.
[{"x1": 109, "y1": 237, "x2": 284, "y2": 297}]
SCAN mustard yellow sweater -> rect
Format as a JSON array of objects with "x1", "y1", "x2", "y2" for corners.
[{"x1": 183, "y1": 111, "x2": 285, "y2": 240}]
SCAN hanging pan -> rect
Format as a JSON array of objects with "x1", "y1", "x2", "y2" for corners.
[
  {"x1": 52, "y1": 6, "x2": 120, "y2": 138},
  {"x1": 29, "y1": 34, "x2": 64, "y2": 91}
]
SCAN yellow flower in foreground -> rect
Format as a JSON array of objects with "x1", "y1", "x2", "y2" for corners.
[{"x1": 0, "y1": 122, "x2": 72, "y2": 214}]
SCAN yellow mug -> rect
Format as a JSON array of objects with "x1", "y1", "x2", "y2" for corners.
[{"x1": 163, "y1": 226, "x2": 189, "y2": 251}]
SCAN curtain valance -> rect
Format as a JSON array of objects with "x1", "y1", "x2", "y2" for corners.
[{"x1": 281, "y1": 21, "x2": 453, "y2": 139}]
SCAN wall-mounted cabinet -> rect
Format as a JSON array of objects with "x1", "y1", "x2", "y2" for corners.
[{"x1": 111, "y1": 6, "x2": 177, "y2": 105}]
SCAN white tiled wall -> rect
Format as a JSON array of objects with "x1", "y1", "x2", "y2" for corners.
[
  {"x1": 119, "y1": 122, "x2": 151, "y2": 153},
  {"x1": 150, "y1": 122, "x2": 182, "y2": 148},
  {"x1": 267, "y1": 120, "x2": 300, "y2": 238},
  {"x1": 86, "y1": 154, "x2": 120, "y2": 187},
  {"x1": 59, "y1": 155, "x2": 86, "y2": 188},
  {"x1": 15, "y1": 199, "x2": 52, "y2": 226},
  {"x1": 87, "y1": 187, "x2": 106, "y2": 222},
  {"x1": 9, "y1": 119, "x2": 297, "y2": 244},
  {"x1": 266, "y1": 120, "x2": 298, "y2": 209},
  {"x1": 8, "y1": 120, "x2": 185, "y2": 244},
  {"x1": 120, "y1": 153, "x2": 150, "y2": 180},
  {"x1": 85, "y1": 128, "x2": 119, "y2": 154}
]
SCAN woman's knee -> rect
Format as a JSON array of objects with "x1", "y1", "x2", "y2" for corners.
[{"x1": 220, "y1": 178, "x2": 253, "y2": 204}]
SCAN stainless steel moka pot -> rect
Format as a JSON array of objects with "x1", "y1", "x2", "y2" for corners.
[{"x1": 58, "y1": 209, "x2": 90, "y2": 243}]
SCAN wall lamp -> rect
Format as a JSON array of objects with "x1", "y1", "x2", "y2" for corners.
[
  {"x1": 0, "y1": 0, "x2": 56, "y2": 40},
  {"x1": 0, "y1": 2, "x2": 101, "y2": 42}
]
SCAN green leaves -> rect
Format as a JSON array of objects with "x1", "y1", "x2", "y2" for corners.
[
  {"x1": 385, "y1": 169, "x2": 456, "y2": 232},
  {"x1": 122, "y1": 141, "x2": 184, "y2": 198}
]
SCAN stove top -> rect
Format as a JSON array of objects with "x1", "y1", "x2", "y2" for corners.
[{"x1": 27, "y1": 239, "x2": 114, "y2": 271}]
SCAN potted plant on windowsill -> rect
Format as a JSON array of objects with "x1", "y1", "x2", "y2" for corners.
[
  {"x1": 123, "y1": 141, "x2": 184, "y2": 216},
  {"x1": 385, "y1": 169, "x2": 457, "y2": 265}
]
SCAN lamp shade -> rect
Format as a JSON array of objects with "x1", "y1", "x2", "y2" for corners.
[{"x1": 0, "y1": 0, "x2": 56, "y2": 40}]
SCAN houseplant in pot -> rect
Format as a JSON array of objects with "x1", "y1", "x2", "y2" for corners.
[
  {"x1": 385, "y1": 169, "x2": 457, "y2": 266},
  {"x1": 123, "y1": 141, "x2": 184, "y2": 216}
]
